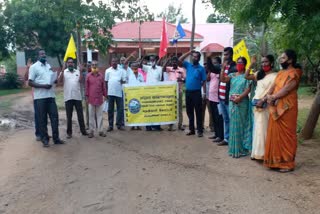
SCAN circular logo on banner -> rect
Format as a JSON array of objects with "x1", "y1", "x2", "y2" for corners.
[{"x1": 128, "y1": 99, "x2": 141, "y2": 114}]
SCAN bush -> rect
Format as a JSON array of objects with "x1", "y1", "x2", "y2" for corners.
[{"x1": 0, "y1": 72, "x2": 23, "y2": 89}]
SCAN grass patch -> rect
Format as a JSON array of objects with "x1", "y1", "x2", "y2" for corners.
[
  {"x1": 0, "y1": 88, "x2": 30, "y2": 97},
  {"x1": 298, "y1": 85, "x2": 314, "y2": 99},
  {"x1": 297, "y1": 108, "x2": 320, "y2": 140},
  {"x1": 55, "y1": 90, "x2": 65, "y2": 110}
]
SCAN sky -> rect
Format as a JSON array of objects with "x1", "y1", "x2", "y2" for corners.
[{"x1": 140, "y1": 0, "x2": 213, "y2": 23}]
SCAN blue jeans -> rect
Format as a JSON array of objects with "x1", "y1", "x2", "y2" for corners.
[
  {"x1": 33, "y1": 100, "x2": 40, "y2": 137},
  {"x1": 218, "y1": 100, "x2": 229, "y2": 142},
  {"x1": 108, "y1": 95, "x2": 124, "y2": 128}
]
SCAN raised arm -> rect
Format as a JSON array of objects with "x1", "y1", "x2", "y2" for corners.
[
  {"x1": 220, "y1": 61, "x2": 231, "y2": 83},
  {"x1": 178, "y1": 50, "x2": 192, "y2": 67},
  {"x1": 245, "y1": 56, "x2": 257, "y2": 81},
  {"x1": 124, "y1": 50, "x2": 138, "y2": 65}
]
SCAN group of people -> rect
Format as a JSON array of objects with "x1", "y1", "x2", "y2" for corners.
[
  {"x1": 204, "y1": 47, "x2": 302, "y2": 172},
  {"x1": 27, "y1": 46, "x2": 302, "y2": 172}
]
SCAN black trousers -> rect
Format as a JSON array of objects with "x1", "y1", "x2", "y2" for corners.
[
  {"x1": 186, "y1": 90, "x2": 203, "y2": 133},
  {"x1": 35, "y1": 98, "x2": 59, "y2": 142},
  {"x1": 65, "y1": 100, "x2": 86, "y2": 135},
  {"x1": 210, "y1": 101, "x2": 224, "y2": 139}
]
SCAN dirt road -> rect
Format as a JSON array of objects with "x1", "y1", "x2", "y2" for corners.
[{"x1": 0, "y1": 92, "x2": 319, "y2": 214}]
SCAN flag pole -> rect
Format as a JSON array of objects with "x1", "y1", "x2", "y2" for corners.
[{"x1": 175, "y1": 42, "x2": 177, "y2": 56}]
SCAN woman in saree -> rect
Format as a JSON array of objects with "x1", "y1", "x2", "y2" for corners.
[
  {"x1": 264, "y1": 49, "x2": 302, "y2": 172},
  {"x1": 245, "y1": 55, "x2": 278, "y2": 160},
  {"x1": 220, "y1": 57, "x2": 252, "y2": 158}
]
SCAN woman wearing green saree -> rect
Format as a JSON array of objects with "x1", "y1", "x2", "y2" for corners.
[{"x1": 220, "y1": 57, "x2": 253, "y2": 158}]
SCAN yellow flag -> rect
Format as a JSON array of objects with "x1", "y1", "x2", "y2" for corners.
[
  {"x1": 63, "y1": 34, "x2": 77, "y2": 62},
  {"x1": 233, "y1": 39, "x2": 251, "y2": 70}
]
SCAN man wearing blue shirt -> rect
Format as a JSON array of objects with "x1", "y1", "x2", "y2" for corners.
[{"x1": 179, "y1": 50, "x2": 207, "y2": 137}]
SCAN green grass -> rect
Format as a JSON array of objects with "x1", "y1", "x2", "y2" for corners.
[
  {"x1": 298, "y1": 85, "x2": 315, "y2": 98},
  {"x1": 297, "y1": 108, "x2": 320, "y2": 140},
  {"x1": 0, "y1": 88, "x2": 31, "y2": 97},
  {"x1": 55, "y1": 90, "x2": 65, "y2": 110}
]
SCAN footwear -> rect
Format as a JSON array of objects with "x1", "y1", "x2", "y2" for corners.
[
  {"x1": 136, "y1": 127, "x2": 142, "y2": 130},
  {"x1": 117, "y1": 126, "x2": 125, "y2": 131},
  {"x1": 42, "y1": 140, "x2": 49, "y2": 147},
  {"x1": 168, "y1": 126, "x2": 173, "y2": 131},
  {"x1": 131, "y1": 127, "x2": 135, "y2": 131},
  {"x1": 208, "y1": 135, "x2": 217, "y2": 139},
  {"x1": 81, "y1": 131, "x2": 89, "y2": 136},
  {"x1": 54, "y1": 139, "x2": 65, "y2": 144},
  {"x1": 146, "y1": 127, "x2": 152, "y2": 131},
  {"x1": 212, "y1": 138, "x2": 222, "y2": 142},
  {"x1": 36, "y1": 136, "x2": 41, "y2": 141},
  {"x1": 278, "y1": 168, "x2": 294, "y2": 173},
  {"x1": 197, "y1": 132, "x2": 203, "y2": 137},
  {"x1": 88, "y1": 133, "x2": 94, "y2": 138},
  {"x1": 217, "y1": 140, "x2": 228, "y2": 146},
  {"x1": 186, "y1": 131, "x2": 195, "y2": 136},
  {"x1": 99, "y1": 132, "x2": 107, "y2": 137},
  {"x1": 107, "y1": 127, "x2": 113, "y2": 132},
  {"x1": 178, "y1": 126, "x2": 185, "y2": 131},
  {"x1": 66, "y1": 134, "x2": 72, "y2": 139}
]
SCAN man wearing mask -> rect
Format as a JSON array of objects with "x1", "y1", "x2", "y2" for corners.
[
  {"x1": 217, "y1": 47, "x2": 236, "y2": 146},
  {"x1": 105, "y1": 57, "x2": 127, "y2": 131},
  {"x1": 164, "y1": 56, "x2": 186, "y2": 131},
  {"x1": 59, "y1": 57, "x2": 88, "y2": 139},
  {"x1": 142, "y1": 55, "x2": 163, "y2": 131},
  {"x1": 85, "y1": 60, "x2": 107, "y2": 138},
  {"x1": 28, "y1": 49, "x2": 65, "y2": 147},
  {"x1": 178, "y1": 50, "x2": 207, "y2": 137}
]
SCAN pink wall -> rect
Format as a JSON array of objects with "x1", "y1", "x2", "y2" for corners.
[{"x1": 182, "y1": 23, "x2": 234, "y2": 49}]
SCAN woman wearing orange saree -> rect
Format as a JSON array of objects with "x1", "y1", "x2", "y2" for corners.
[{"x1": 264, "y1": 49, "x2": 302, "y2": 172}]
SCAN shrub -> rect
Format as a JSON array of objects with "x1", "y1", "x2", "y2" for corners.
[{"x1": 0, "y1": 72, "x2": 23, "y2": 89}]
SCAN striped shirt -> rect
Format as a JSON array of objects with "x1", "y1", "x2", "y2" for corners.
[{"x1": 219, "y1": 65, "x2": 230, "y2": 100}]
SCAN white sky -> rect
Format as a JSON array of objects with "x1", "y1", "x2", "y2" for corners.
[{"x1": 140, "y1": 0, "x2": 213, "y2": 23}]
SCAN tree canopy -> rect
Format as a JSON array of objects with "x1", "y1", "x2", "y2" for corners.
[
  {"x1": 1, "y1": 0, "x2": 154, "y2": 65},
  {"x1": 203, "y1": 0, "x2": 320, "y2": 82},
  {"x1": 206, "y1": 13, "x2": 229, "y2": 23},
  {"x1": 157, "y1": 3, "x2": 188, "y2": 24}
]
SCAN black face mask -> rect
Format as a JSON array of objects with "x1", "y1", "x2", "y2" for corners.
[
  {"x1": 68, "y1": 66, "x2": 74, "y2": 71},
  {"x1": 39, "y1": 57, "x2": 46, "y2": 64},
  {"x1": 281, "y1": 61, "x2": 289, "y2": 69}
]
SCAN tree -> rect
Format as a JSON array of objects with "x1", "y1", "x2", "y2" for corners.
[
  {"x1": 157, "y1": 3, "x2": 188, "y2": 24},
  {"x1": 0, "y1": 2, "x2": 13, "y2": 60},
  {"x1": 3, "y1": 0, "x2": 154, "y2": 67},
  {"x1": 206, "y1": 13, "x2": 229, "y2": 23},
  {"x1": 190, "y1": 0, "x2": 196, "y2": 50}
]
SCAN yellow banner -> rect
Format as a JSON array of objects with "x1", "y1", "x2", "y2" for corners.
[
  {"x1": 123, "y1": 82, "x2": 178, "y2": 126},
  {"x1": 233, "y1": 39, "x2": 251, "y2": 69}
]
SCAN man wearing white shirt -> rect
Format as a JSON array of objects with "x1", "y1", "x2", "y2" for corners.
[
  {"x1": 105, "y1": 57, "x2": 127, "y2": 131},
  {"x1": 142, "y1": 55, "x2": 163, "y2": 131},
  {"x1": 59, "y1": 57, "x2": 88, "y2": 139},
  {"x1": 128, "y1": 62, "x2": 144, "y2": 85},
  {"x1": 28, "y1": 49, "x2": 64, "y2": 147}
]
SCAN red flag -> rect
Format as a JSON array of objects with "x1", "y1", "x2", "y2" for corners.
[{"x1": 159, "y1": 17, "x2": 168, "y2": 58}]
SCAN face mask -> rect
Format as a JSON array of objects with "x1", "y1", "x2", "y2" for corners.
[
  {"x1": 68, "y1": 66, "x2": 74, "y2": 71},
  {"x1": 281, "y1": 61, "x2": 289, "y2": 69},
  {"x1": 236, "y1": 64, "x2": 245, "y2": 71},
  {"x1": 39, "y1": 57, "x2": 46, "y2": 64},
  {"x1": 262, "y1": 65, "x2": 271, "y2": 72}
]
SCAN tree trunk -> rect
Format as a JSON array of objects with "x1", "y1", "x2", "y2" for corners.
[
  {"x1": 57, "y1": 55, "x2": 62, "y2": 70},
  {"x1": 190, "y1": 0, "x2": 196, "y2": 50},
  {"x1": 300, "y1": 82, "x2": 320, "y2": 140},
  {"x1": 77, "y1": 29, "x2": 82, "y2": 65}
]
